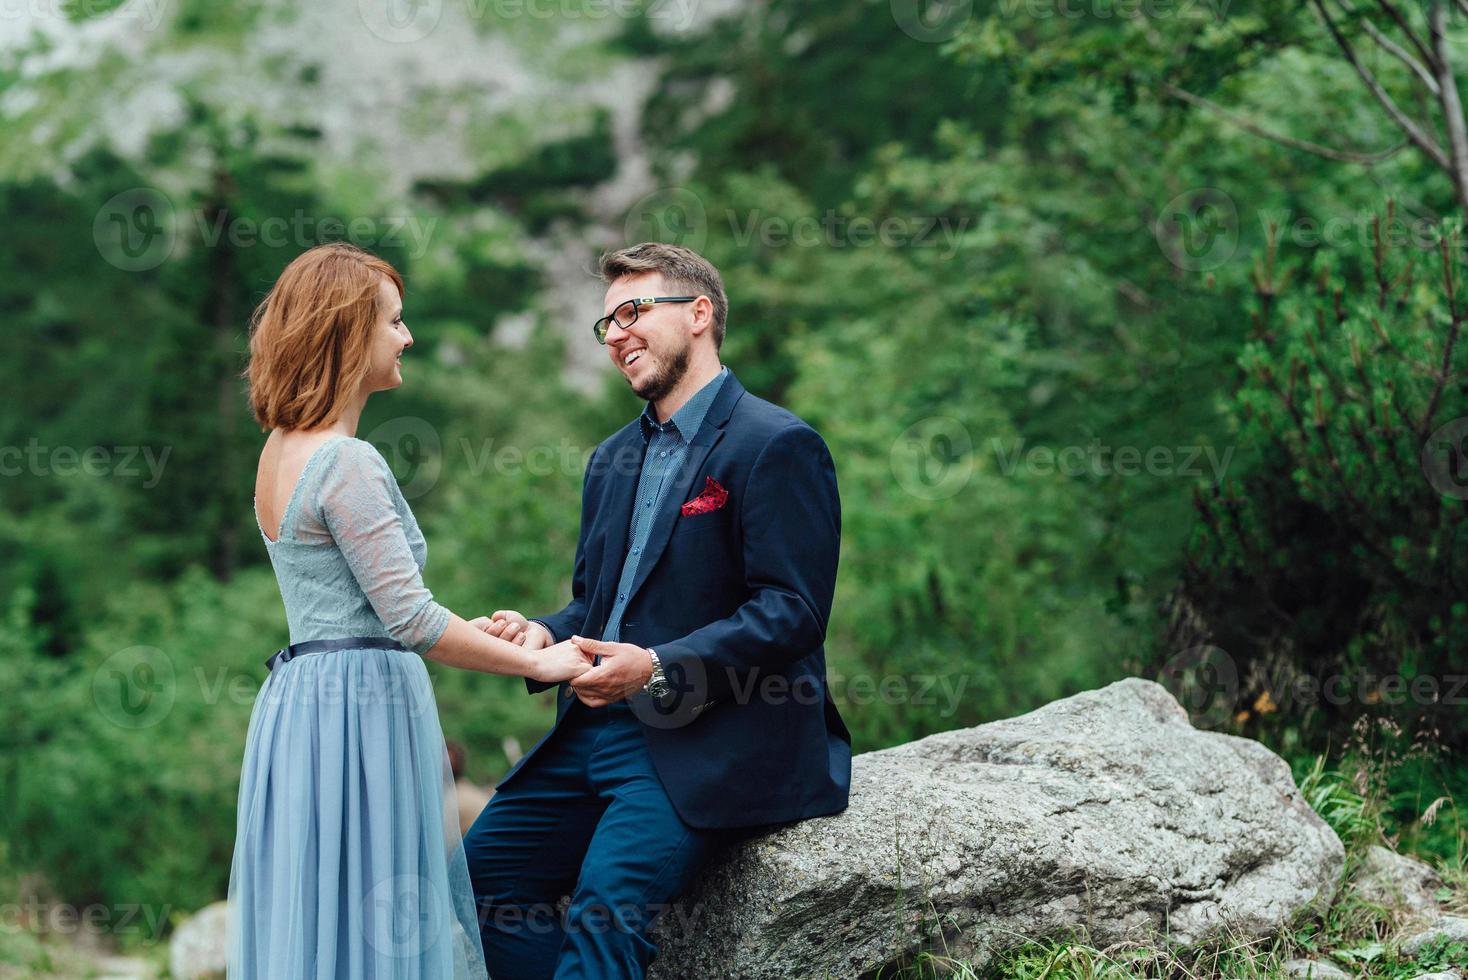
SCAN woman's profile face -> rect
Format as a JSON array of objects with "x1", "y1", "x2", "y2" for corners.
[{"x1": 365, "y1": 275, "x2": 412, "y2": 393}]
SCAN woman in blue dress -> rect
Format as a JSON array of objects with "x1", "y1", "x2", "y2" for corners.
[{"x1": 227, "y1": 242, "x2": 589, "y2": 979}]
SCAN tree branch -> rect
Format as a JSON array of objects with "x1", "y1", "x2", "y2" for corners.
[
  {"x1": 1312, "y1": 0, "x2": 1453, "y2": 174},
  {"x1": 1337, "y1": 0, "x2": 1440, "y2": 94},
  {"x1": 1374, "y1": 0, "x2": 1440, "y2": 72},
  {"x1": 1428, "y1": 2, "x2": 1468, "y2": 211},
  {"x1": 1162, "y1": 83, "x2": 1408, "y2": 164}
]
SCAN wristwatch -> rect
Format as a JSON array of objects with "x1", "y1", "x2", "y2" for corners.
[{"x1": 644, "y1": 648, "x2": 670, "y2": 699}]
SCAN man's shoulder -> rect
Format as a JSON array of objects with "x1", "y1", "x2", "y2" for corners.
[{"x1": 728, "y1": 390, "x2": 824, "y2": 449}]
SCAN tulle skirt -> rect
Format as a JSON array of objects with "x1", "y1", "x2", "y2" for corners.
[{"x1": 226, "y1": 645, "x2": 489, "y2": 979}]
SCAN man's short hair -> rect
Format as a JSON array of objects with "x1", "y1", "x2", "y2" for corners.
[{"x1": 598, "y1": 242, "x2": 728, "y2": 350}]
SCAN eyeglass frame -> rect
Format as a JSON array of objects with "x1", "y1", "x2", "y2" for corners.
[{"x1": 592, "y1": 296, "x2": 699, "y2": 345}]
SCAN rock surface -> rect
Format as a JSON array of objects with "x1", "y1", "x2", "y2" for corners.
[
  {"x1": 1399, "y1": 915, "x2": 1468, "y2": 957},
  {"x1": 169, "y1": 900, "x2": 227, "y2": 979},
  {"x1": 649, "y1": 677, "x2": 1344, "y2": 979},
  {"x1": 1282, "y1": 958, "x2": 1353, "y2": 979},
  {"x1": 1352, "y1": 845, "x2": 1446, "y2": 915}
]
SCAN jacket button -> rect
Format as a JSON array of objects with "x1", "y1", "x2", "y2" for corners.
[{"x1": 563, "y1": 686, "x2": 573, "y2": 699}]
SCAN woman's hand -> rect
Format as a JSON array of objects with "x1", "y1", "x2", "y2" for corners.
[
  {"x1": 468, "y1": 614, "x2": 525, "y2": 645},
  {"x1": 528, "y1": 639, "x2": 594, "y2": 684}
]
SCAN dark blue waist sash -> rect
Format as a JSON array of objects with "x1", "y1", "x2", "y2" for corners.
[{"x1": 265, "y1": 636, "x2": 410, "y2": 672}]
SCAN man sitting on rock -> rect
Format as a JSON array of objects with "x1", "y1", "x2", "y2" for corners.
[{"x1": 463, "y1": 242, "x2": 853, "y2": 979}]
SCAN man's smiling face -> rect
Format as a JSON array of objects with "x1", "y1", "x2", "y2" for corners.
[{"x1": 601, "y1": 272, "x2": 692, "y2": 405}]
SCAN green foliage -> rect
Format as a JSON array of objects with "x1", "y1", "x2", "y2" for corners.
[
  {"x1": 5, "y1": 0, "x2": 1468, "y2": 952},
  {"x1": 1178, "y1": 211, "x2": 1468, "y2": 748}
]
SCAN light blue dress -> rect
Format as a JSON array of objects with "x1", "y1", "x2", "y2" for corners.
[{"x1": 227, "y1": 435, "x2": 489, "y2": 979}]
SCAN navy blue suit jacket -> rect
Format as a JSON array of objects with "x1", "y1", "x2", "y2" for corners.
[{"x1": 497, "y1": 370, "x2": 852, "y2": 830}]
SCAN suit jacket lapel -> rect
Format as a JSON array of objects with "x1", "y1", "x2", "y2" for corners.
[{"x1": 623, "y1": 372, "x2": 745, "y2": 608}]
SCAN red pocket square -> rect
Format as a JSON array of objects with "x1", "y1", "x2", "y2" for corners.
[{"x1": 681, "y1": 476, "x2": 729, "y2": 516}]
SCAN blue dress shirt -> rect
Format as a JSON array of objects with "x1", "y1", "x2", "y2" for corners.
[{"x1": 602, "y1": 365, "x2": 729, "y2": 644}]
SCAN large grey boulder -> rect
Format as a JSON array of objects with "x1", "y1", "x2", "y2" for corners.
[{"x1": 650, "y1": 677, "x2": 1344, "y2": 979}]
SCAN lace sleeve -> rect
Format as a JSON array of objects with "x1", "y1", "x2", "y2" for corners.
[{"x1": 317, "y1": 438, "x2": 451, "y2": 655}]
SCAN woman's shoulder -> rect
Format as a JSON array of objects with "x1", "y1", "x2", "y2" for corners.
[
  {"x1": 320, "y1": 435, "x2": 390, "y2": 470},
  {"x1": 312, "y1": 436, "x2": 399, "y2": 505}
]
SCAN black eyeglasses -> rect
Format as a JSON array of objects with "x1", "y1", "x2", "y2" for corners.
[{"x1": 592, "y1": 296, "x2": 697, "y2": 345}]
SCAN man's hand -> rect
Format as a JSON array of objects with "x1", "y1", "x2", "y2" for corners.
[
  {"x1": 469, "y1": 610, "x2": 553, "y2": 650},
  {"x1": 568, "y1": 636, "x2": 655, "y2": 707}
]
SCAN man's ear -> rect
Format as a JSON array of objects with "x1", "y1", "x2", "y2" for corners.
[{"x1": 688, "y1": 295, "x2": 714, "y2": 338}]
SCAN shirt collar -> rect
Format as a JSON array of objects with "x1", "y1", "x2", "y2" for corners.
[{"x1": 638, "y1": 365, "x2": 729, "y2": 444}]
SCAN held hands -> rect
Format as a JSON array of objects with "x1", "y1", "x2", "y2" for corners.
[
  {"x1": 471, "y1": 610, "x2": 586, "y2": 683},
  {"x1": 468, "y1": 610, "x2": 553, "y2": 650},
  {"x1": 527, "y1": 639, "x2": 595, "y2": 684},
  {"x1": 467, "y1": 615, "x2": 651, "y2": 699},
  {"x1": 567, "y1": 636, "x2": 654, "y2": 708}
]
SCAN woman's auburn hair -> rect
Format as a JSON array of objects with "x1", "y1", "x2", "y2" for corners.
[{"x1": 245, "y1": 242, "x2": 403, "y2": 431}]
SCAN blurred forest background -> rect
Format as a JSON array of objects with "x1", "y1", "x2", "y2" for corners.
[{"x1": 2, "y1": 0, "x2": 1467, "y2": 964}]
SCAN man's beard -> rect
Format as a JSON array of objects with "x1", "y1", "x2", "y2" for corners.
[{"x1": 630, "y1": 343, "x2": 690, "y2": 404}]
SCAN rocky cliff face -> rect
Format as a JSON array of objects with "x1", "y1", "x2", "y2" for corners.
[{"x1": 0, "y1": 0, "x2": 744, "y2": 382}]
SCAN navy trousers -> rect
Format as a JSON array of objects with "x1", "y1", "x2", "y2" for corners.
[{"x1": 464, "y1": 700, "x2": 733, "y2": 979}]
